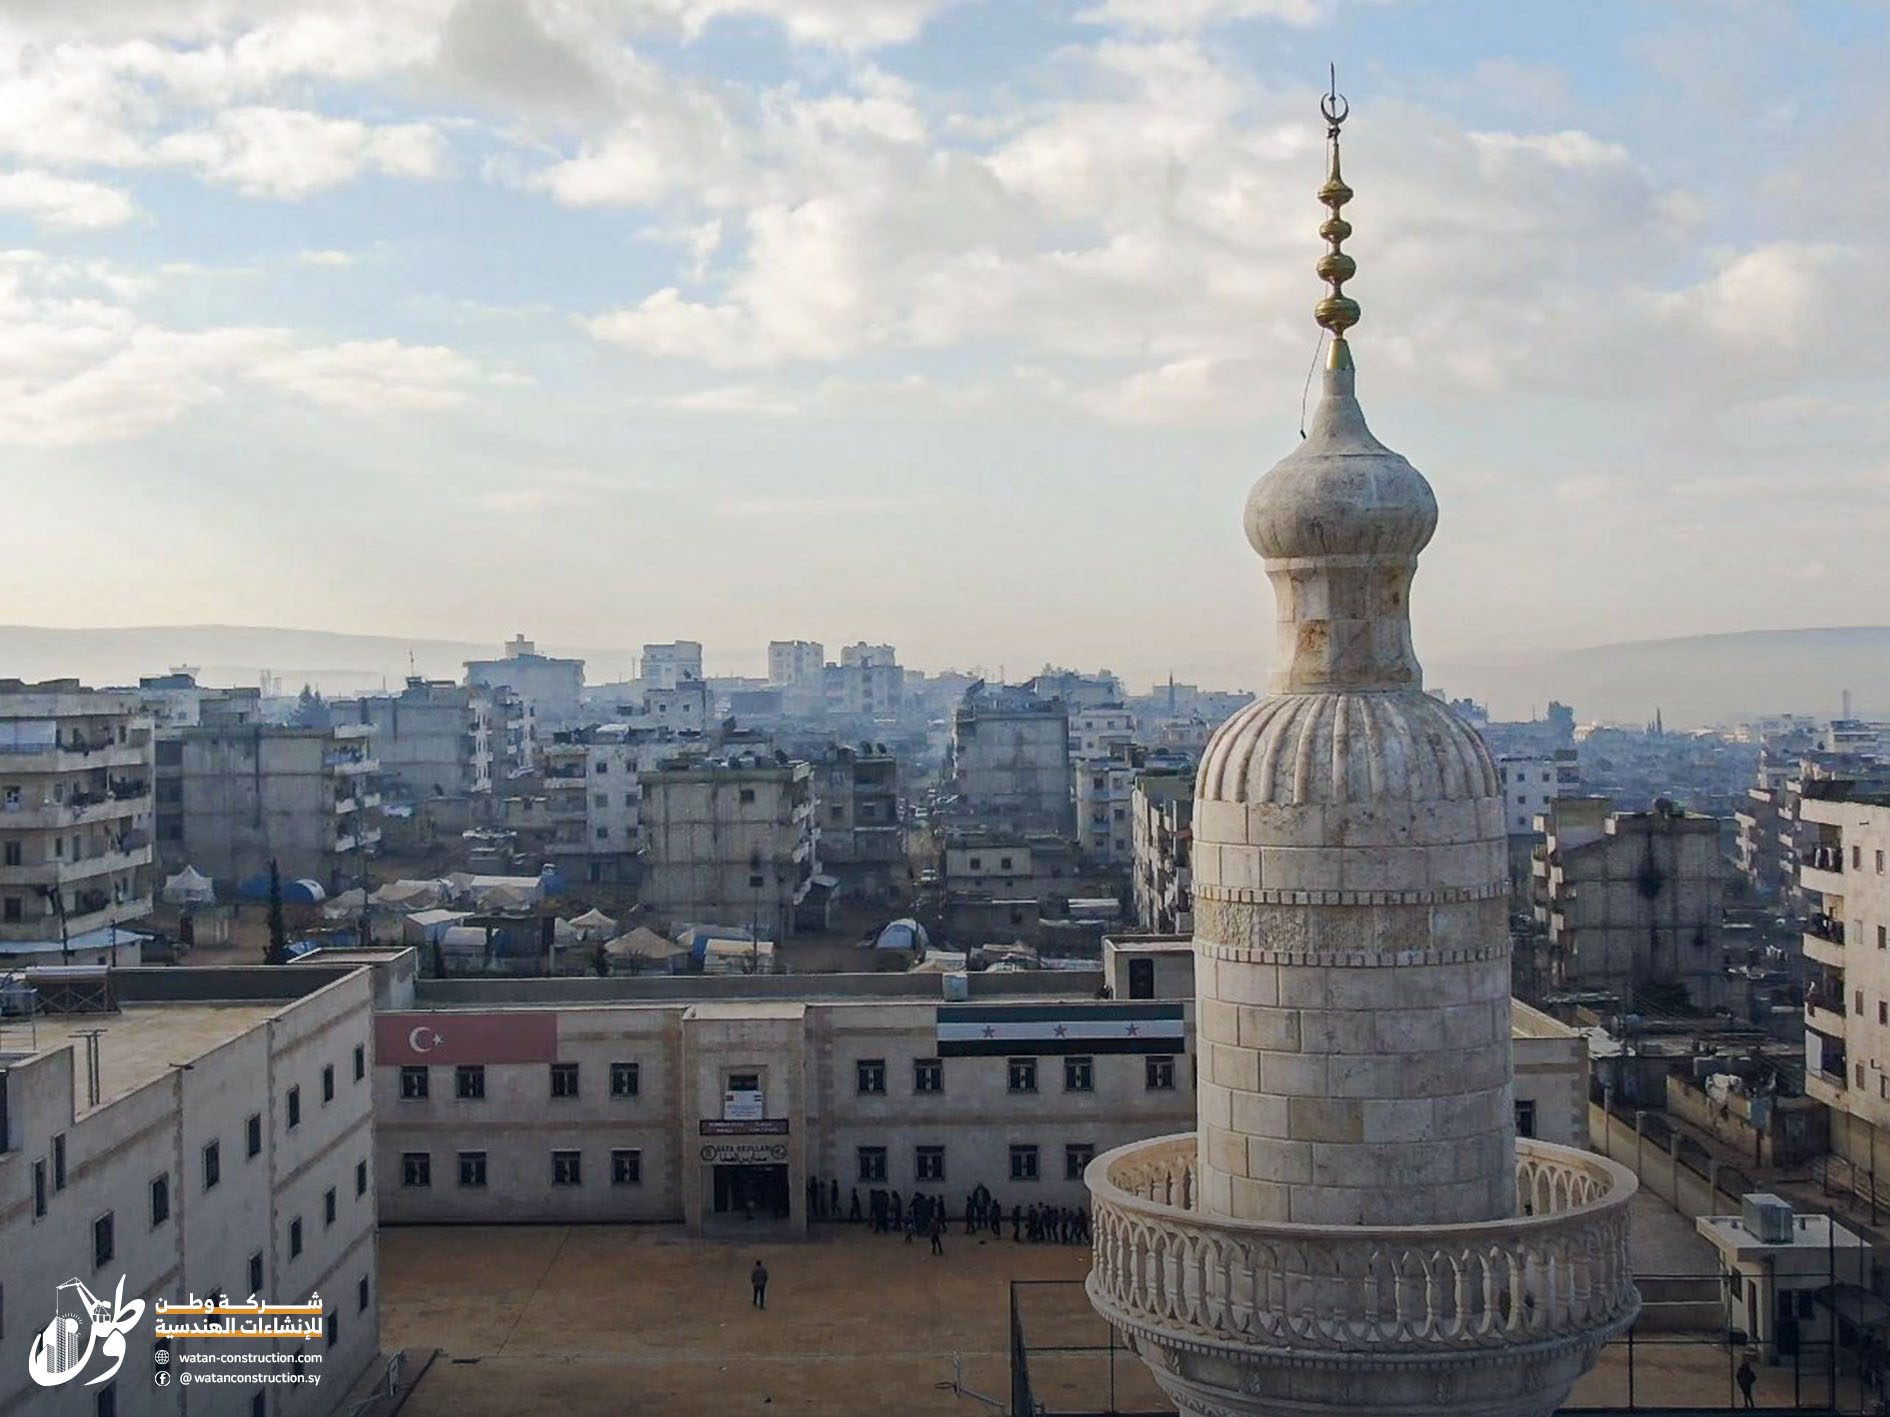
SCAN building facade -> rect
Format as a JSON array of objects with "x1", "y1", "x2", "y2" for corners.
[
  {"x1": 949, "y1": 690, "x2": 1074, "y2": 838},
  {"x1": 1130, "y1": 772, "x2": 1193, "y2": 934},
  {"x1": 767, "y1": 641, "x2": 824, "y2": 687},
  {"x1": 1074, "y1": 750, "x2": 1137, "y2": 866},
  {"x1": 332, "y1": 680, "x2": 498, "y2": 803},
  {"x1": 813, "y1": 746, "x2": 904, "y2": 900},
  {"x1": 464, "y1": 635, "x2": 584, "y2": 743},
  {"x1": 640, "y1": 641, "x2": 704, "y2": 692}
]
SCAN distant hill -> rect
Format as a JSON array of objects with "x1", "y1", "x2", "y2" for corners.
[
  {"x1": 1438, "y1": 627, "x2": 1890, "y2": 726},
  {"x1": 0, "y1": 625, "x2": 636, "y2": 694}
]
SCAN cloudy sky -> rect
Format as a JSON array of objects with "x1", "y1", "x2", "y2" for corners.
[{"x1": 0, "y1": 0, "x2": 1884, "y2": 693}]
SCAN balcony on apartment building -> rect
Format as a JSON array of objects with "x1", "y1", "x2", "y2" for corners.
[
  {"x1": 1806, "y1": 970, "x2": 1848, "y2": 1036},
  {"x1": 1805, "y1": 911, "x2": 1847, "y2": 967},
  {"x1": 1800, "y1": 840, "x2": 1846, "y2": 898}
]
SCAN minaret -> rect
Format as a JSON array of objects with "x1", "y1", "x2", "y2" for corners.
[{"x1": 1085, "y1": 79, "x2": 1638, "y2": 1417}]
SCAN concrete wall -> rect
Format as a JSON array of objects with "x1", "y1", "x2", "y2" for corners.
[{"x1": 639, "y1": 764, "x2": 814, "y2": 938}]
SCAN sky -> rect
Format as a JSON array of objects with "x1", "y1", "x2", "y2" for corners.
[{"x1": 0, "y1": 0, "x2": 1886, "y2": 694}]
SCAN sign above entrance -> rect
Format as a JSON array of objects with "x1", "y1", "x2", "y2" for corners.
[
  {"x1": 701, "y1": 1118, "x2": 788, "y2": 1136},
  {"x1": 723, "y1": 1089, "x2": 764, "y2": 1121},
  {"x1": 701, "y1": 1141, "x2": 789, "y2": 1165}
]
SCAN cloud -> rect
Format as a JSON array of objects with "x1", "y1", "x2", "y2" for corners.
[
  {"x1": 653, "y1": 383, "x2": 800, "y2": 415},
  {"x1": 714, "y1": 491, "x2": 940, "y2": 518},
  {"x1": 477, "y1": 467, "x2": 644, "y2": 512},
  {"x1": 294, "y1": 248, "x2": 354, "y2": 266},
  {"x1": 1077, "y1": 0, "x2": 1352, "y2": 31},
  {"x1": 155, "y1": 107, "x2": 447, "y2": 197},
  {"x1": 247, "y1": 339, "x2": 488, "y2": 412},
  {"x1": 0, "y1": 170, "x2": 136, "y2": 228}
]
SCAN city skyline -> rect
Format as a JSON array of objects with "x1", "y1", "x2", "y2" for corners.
[{"x1": 0, "y1": 2, "x2": 1883, "y2": 692}]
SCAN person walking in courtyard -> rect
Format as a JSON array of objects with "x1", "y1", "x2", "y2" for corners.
[
  {"x1": 830, "y1": 1177, "x2": 840, "y2": 1217},
  {"x1": 930, "y1": 1212, "x2": 946, "y2": 1256},
  {"x1": 751, "y1": 1260, "x2": 769, "y2": 1310},
  {"x1": 1736, "y1": 1356, "x2": 1756, "y2": 1408}
]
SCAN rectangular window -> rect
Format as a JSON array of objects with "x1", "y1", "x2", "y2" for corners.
[
  {"x1": 53, "y1": 1134, "x2": 66, "y2": 1190},
  {"x1": 246, "y1": 1114, "x2": 262, "y2": 1158},
  {"x1": 1880, "y1": 924, "x2": 1886, "y2": 952},
  {"x1": 915, "y1": 1146, "x2": 945, "y2": 1183},
  {"x1": 33, "y1": 1159, "x2": 45, "y2": 1218},
  {"x1": 856, "y1": 1059, "x2": 887, "y2": 1094},
  {"x1": 857, "y1": 1147, "x2": 888, "y2": 1183},
  {"x1": 1127, "y1": 958, "x2": 1155, "y2": 999},
  {"x1": 401, "y1": 1153, "x2": 431, "y2": 1188},
  {"x1": 1064, "y1": 1056, "x2": 1094, "y2": 1092},
  {"x1": 289, "y1": 1218, "x2": 303, "y2": 1258},
  {"x1": 150, "y1": 1175, "x2": 169, "y2": 1228},
  {"x1": 326, "y1": 1310, "x2": 337, "y2": 1350},
  {"x1": 323, "y1": 1188, "x2": 336, "y2": 1227},
  {"x1": 913, "y1": 1058, "x2": 943, "y2": 1094},
  {"x1": 1515, "y1": 1100, "x2": 1538, "y2": 1139},
  {"x1": 727, "y1": 1071, "x2": 760, "y2": 1093},
  {"x1": 354, "y1": 1044, "x2": 366, "y2": 1082},
  {"x1": 1, "y1": 897, "x2": 18, "y2": 923},
  {"x1": 356, "y1": 1159, "x2": 368, "y2": 1197},
  {"x1": 456, "y1": 1065, "x2": 485, "y2": 1100},
  {"x1": 1146, "y1": 1056, "x2": 1177, "y2": 1091},
  {"x1": 550, "y1": 1062, "x2": 580, "y2": 1099},
  {"x1": 93, "y1": 1212, "x2": 114, "y2": 1268},
  {"x1": 96, "y1": 1386, "x2": 115, "y2": 1417},
  {"x1": 552, "y1": 1150, "x2": 582, "y2": 1186},
  {"x1": 321, "y1": 1064, "x2": 335, "y2": 1104},
  {"x1": 359, "y1": 1276, "x2": 370, "y2": 1314},
  {"x1": 249, "y1": 1252, "x2": 264, "y2": 1297},
  {"x1": 459, "y1": 1152, "x2": 487, "y2": 1188},
  {"x1": 1065, "y1": 1143, "x2": 1096, "y2": 1180},
  {"x1": 1009, "y1": 1145, "x2": 1039, "y2": 1182},
  {"x1": 286, "y1": 1086, "x2": 301, "y2": 1129},
  {"x1": 1007, "y1": 1058, "x2": 1037, "y2": 1094},
  {"x1": 739, "y1": 788, "x2": 756, "y2": 804},
  {"x1": 400, "y1": 1066, "x2": 429, "y2": 1099},
  {"x1": 610, "y1": 1061, "x2": 640, "y2": 1097},
  {"x1": 203, "y1": 1140, "x2": 221, "y2": 1191},
  {"x1": 1878, "y1": 850, "x2": 1885, "y2": 875},
  {"x1": 611, "y1": 1149, "x2": 642, "y2": 1185}
]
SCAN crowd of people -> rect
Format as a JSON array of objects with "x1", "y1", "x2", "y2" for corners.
[{"x1": 803, "y1": 1175, "x2": 1091, "y2": 1250}]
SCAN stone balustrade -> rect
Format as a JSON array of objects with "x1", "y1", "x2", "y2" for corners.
[{"x1": 1087, "y1": 1133, "x2": 1638, "y2": 1359}]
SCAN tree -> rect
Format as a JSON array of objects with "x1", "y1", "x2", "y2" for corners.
[{"x1": 264, "y1": 859, "x2": 289, "y2": 966}]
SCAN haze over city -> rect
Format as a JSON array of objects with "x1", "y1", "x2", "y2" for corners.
[{"x1": 0, "y1": 0, "x2": 1884, "y2": 694}]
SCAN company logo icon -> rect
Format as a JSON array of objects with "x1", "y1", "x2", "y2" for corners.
[{"x1": 28, "y1": 1276, "x2": 145, "y2": 1388}]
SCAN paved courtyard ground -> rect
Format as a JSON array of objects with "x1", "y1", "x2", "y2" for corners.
[{"x1": 380, "y1": 1218, "x2": 1863, "y2": 1416}]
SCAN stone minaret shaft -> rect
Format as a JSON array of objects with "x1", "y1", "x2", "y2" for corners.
[{"x1": 1190, "y1": 96, "x2": 1515, "y2": 1229}]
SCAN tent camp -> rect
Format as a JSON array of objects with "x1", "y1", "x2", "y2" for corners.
[
  {"x1": 874, "y1": 917, "x2": 929, "y2": 952},
  {"x1": 160, "y1": 866, "x2": 215, "y2": 907},
  {"x1": 568, "y1": 908, "x2": 619, "y2": 942},
  {"x1": 372, "y1": 879, "x2": 449, "y2": 911},
  {"x1": 604, "y1": 927, "x2": 690, "y2": 973},
  {"x1": 321, "y1": 888, "x2": 367, "y2": 919}
]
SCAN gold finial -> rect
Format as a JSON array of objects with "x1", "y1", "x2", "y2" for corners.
[{"x1": 1315, "y1": 65, "x2": 1358, "y2": 369}]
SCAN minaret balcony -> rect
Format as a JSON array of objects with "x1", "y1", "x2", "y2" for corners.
[{"x1": 1086, "y1": 1133, "x2": 1639, "y2": 1417}]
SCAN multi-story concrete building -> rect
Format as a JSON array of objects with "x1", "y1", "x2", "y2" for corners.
[
  {"x1": 767, "y1": 641, "x2": 824, "y2": 687},
  {"x1": 133, "y1": 672, "x2": 263, "y2": 730},
  {"x1": 1075, "y1": 749, "x2": 1136, "y2": 865},
  {"x1": 949, "y1": 689, "x2": 1073, "y2": 838},
  {"x1": 1070, "y1": 706, "x2": 1135, "y2": 760},
  {"x1": 812, "y1": 746, "x2": 904, "y2": 901},
  {"x1": 0, "y1": 682, "x2": 155, "y2": 966},
  {"x1": 464, "y1": 635, "x2": 584, "y2": 744},
  {"x1": 639, "y1": 754, "x2": 817, "y2": 940},
  {"x1": 0, "y1": 961, "x2": 381, "y2": 1417},
  {"x1": 331, "y1": 679, "x2": 499, "y2": 803},
  {"x1": 839, "y1": 643, "x2": 896, "y2": 669},
  {"x1": 640, "y1": 641, "x2": 703, "y2": 692},
  {"x1": 822, "y1": 652, "x2": 903, "y2": 721},
  {"x1": 1498, "y1": 748, "x2": 1581, "y2": 891},
  {"x1": 1798, "y1": 784, "x2": 1890, "y2": 1183},
  {"x1": 158, "y1": 723, "x2": 382, "y2": 892},
  {"x1": 1130, "y1": 771, "x2": 1193, "y2": 934},
  {"x1": 641, "y1": 679, "x2": 711, "y2": 734},
  {"x1": 357, "y1": 939, "x2": 1583, "y2": 1236},
  {"x1": 1533, "y1": 797, "x2": 1726, "y2": 1007},
  {"x1": 1086, "y1": 111, "x2": 1633, "y2": 1417},
  {"x1": 540, "y1": 725, "x2": 680, "y2": 886}
]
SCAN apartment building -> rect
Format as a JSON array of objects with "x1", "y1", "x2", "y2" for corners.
[
  {"x1": 1075, "y1": 751, "x2": 1137, "y2": 865},
  {"x1": 331, "y1": 679, "x2": 501, "y2": 803},
  {"x1": 813, "y1": 746, "x2": 904, "y2": 900},
  {"x1": 640, "y1": 642, "x2": 704, "y2": 692},
  {"x1": 822, "y1": 649, "x2": 903, "y2": 721},
  {"x1": 0, "y1": 682, "x2": 155, "y2": 966},
  {"x1": 464, "y1": 635, "x2": 585, "y2": 743},
  {"x1": 1130, "y1": 772, "x2": 1194, "y2": 934},
  {"x1": 158, "y1": 723, "x2": 382, "y2": 892},
  {"x1": 1070, "y1": 706, "x2": 1135, "y2": 760},
  {"x1": 639, "y1": 754, "x2": 817, "y2": 940},
  {"x1": 767, "y1": 641, "x2": 824, "y2": 687},
  {"x1": 949, "y1": 689, "x2": 1074, "y2": 838},
  {"x1": 0, "y1": 962, "x2": 381, "y2": 1417},
  {"x1": 540, "y1": 726, "x2": 681, "y2": 886}
]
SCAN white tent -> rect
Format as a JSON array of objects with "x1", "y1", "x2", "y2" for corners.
[
  {"x1": 322, "y1": 887, "x2": 367, "y2": 919},
  {"x1": 160, "y1": 866, "x2": 216, "y2": 906},
  {"x1": 372, "y1": 879, "x2": 448, "y2": 910},
  {"x1": 569, "y1": 908, "x2": 619, "y2": 941}
]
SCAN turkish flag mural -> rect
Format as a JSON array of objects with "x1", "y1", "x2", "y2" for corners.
[{"x1": 375, "y1": 1012, "x2": 560, "y2": 1065}]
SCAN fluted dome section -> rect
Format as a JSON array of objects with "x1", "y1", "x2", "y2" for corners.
[
  {"x1": 1199, "y1": 689, "x2": 1496, "y2": 806},
  {"x1": 1244, "y1": 367, "x2": 1437, "y2": 562}
]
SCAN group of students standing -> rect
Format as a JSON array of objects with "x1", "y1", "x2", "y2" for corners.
[{"x1": 803, "y1": 1175, "x2": 1091, "y2": 1249}]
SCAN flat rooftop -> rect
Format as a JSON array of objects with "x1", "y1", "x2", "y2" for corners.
[{"x1": 27, "y1": 1001, "x2": 285, "y2": 1115}]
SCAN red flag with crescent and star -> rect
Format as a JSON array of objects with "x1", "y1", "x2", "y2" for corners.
[{"x1": 374, "y1": 1012, "x2": 559, "y2": 1065}]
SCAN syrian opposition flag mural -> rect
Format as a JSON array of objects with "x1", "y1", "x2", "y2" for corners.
[{"x1": 935, "y1": 1003, "x2": 1185, "y2": 1057}]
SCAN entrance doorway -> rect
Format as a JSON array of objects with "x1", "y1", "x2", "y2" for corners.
[{"x1": 713, "y1": 1163, "x2": 790, "y2": 1220}]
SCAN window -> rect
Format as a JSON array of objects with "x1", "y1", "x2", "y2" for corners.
[
  {"x1": 1858, "y1": 990, "x2": 1866, "y2": 1017},
  {"x1": 552, "y1": 1150, "x2": 582, "y2": 1186},
  {"x1": 319, "y1": 1064, "x2": 334, "y2": 1104},
  {"x1": 53, "y1": 1134, "x2": 66, "y2": 1190},
  {"x1": 595, "y1": 827, "x2": 609, "y2": 841},
  {"x1": 1855, "y1": 845, "x2": 1863, "y2": 871},
  {"x1": 913, "y1": 1058, "x2": 943, "y2": 1094},
  {"x1": 326, "y1": 1309, "x2": 337, "y2": 1350},
  {"x1": 456, "y1": 1065, "x2": 485, "y2": 1100},
  {"x1": 249, "y1": 1252, "x2": 264, "y2": 1297},
  {"x1": 323, "y1": 1188, "x2": 336, "y2": 1227},
  {"x1": 1009, "y1": 1145, "x2": 1039, "y2": 1182},
  {"x1": 968, "y1": 856, "x2": 982, "y2": 871},
  {"x1": 355, "y1": 1160, "x2": 368, "y2": 1197},
  {"x1": 1127, "y1": 958, "x2": 1155, "y2": 999},
  {"x1": 203, "y1": 1140, "x2": 221, "y2": 1190},
  {"x1": 400, "y1": 1066, "x2": 429, "y2": 1099},
  {"x1": 1, "y1": 897, "x2": 17, "y2": 923},
  {"x1": 856, "y1": 1059, "x2": 887, "y2": 1094},
  {"x1": 1063, "y1": 1056, "x2": 1094, "y2": 1092},
  {"x1": 286, "y1": 1086, "x2": 301, "y2": 1129},
  {"x1": 95, "y1": 1385, "x2": 115, "y2": 1417},
  {"x1": 1514, "y1": 1100, "x2": 1538, "y2": 1139},
  {"x1": 1860, "y1": 1063, "x2": 1868, "y2": 1089},
  {"x1": 459, "y1": 1152, "x2": 487, "y2": 1188},
  {"x1": 1881, "y1": 1002, "x2": 1887, "y2": 1027},
  {"x1": 252, "y1": 1393, "x2": 265, "y2": 1417},
  {"x1": 594, "y1": 761, "x2": 609, "y2": 775},
  {"x1": 401, "y1": 1153, "x2": 431, "y2": 1188},
  {"x1": 551, "y1": 1062, "x2": 580, "y2": 1099},
  {"x1": 739, "y1": 788, "x2": 756, "y2": 804},
  {"x1": 916, "y1": 1146, "x2": 946, "y2": 1182},
  {"x1": 150, "y1": 1175, "x2": 169, "y2": 1228},
  {"x1": 358, "y1": 1275, "x2": 370, "y2": 1314},
  {"x1": 727, "y1": 1072, "x2": 760, "y2": 1093},
  {"x1": 289, "y1": 1218, "x2": 303, "y2": 1258},
  {"x1": 1145, "y1": 1056, "x2": 1177, "y2": 1091},
  {"x1": 857, "y1": 1147, "x2": 888, "y2": 1182},
  {"x1": 33, "y1": 1159, "x2": 46, "y2": 1218},
  {"x1": 1007, "y1": 1058, "x2": 1037, "y2": 1094},
  {"x1": 611, "y1": 1149, "x2": 642, "y2": 1185},
  {"x1": 246, "y1": 1114, "x2": 262, "y2": 1158},
  {"x1": 593, "y1": 793, "x2": 608, "y2": 809},
  {"x1": 1065, "y1": 1143, "x2": 1096, "y2": 1180},
  {"x1": 1879, "y1": 850, "x2": 1886, "y2": 875},
  {"x1": 1880, "y1": 924, "x2": 1887, "y2": 952},
  {"x1": 748, "y1": 874, "x2": 764, "y2": 888},
  {"x1": 1000, "y1": 855, "x2": 1014, "y2": 870},
  {"x1": 93, "y1": 1212, "x2": 113, "y2": 1268},
  {"x1": 610, "y1": 1061, "x2": 640, "y2": 1097},
  {"x1": 2, "y1": 841, "x2": 17, "y2": 866}
]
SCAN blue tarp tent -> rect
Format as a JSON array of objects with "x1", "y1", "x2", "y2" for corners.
[{"x1": 235, "y1": 874, "x2": 327, "y2": 905}]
